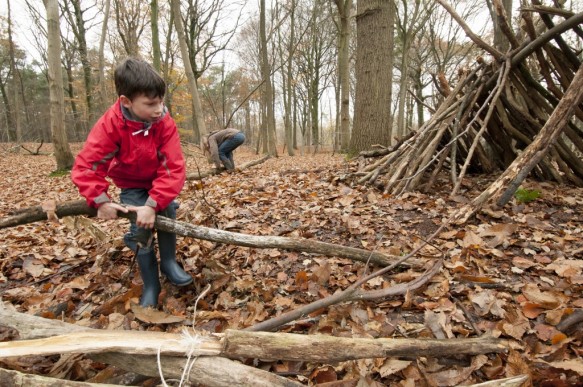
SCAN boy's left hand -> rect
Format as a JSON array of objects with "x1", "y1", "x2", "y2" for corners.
[{"x1": 126, "y1": 205, "x2": 156, "y2": 229}]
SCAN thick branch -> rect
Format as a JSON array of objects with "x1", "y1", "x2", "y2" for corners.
[
  {"x1": 0, "y1": 307, "x2": 300, "y2": 387},
  {"x1": 0, "y1": 368, "x2": 119, "y2": 387},
  {"x1": 0, "y1": 322, "x2": 508, "y2": 361},
  {"x1": 0, "y1": 200, "x2": 402, "y2": 267}
]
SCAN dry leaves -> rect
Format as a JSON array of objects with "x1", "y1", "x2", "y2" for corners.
[{"x1": 0, "y1": 145, "x2": 583, "y2": 385}]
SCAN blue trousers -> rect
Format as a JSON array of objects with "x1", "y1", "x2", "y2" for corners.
[
  {"x1": 120, "y1": 188, "x2": 178, "y2": 258},
  {"x1": 219, "y1": 132, "x2": 245, "y2": 170}
]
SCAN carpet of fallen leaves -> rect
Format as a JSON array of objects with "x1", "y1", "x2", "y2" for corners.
[{"x1": 1, "y1": 142, "x2": 583, "y2": 386}]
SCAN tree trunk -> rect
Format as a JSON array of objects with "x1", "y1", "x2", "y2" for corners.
[
  {"x1": 97, "y1": 0, "x2": 111, "y2": 113},
  {"x1": 260, "y1": 0, "x2": 277, "y2": 156},
  {"x1": 7, "y1": 0, "x2": 22, "y2": 148},
  {"x1": 350, "y1": 0, "x2": 394, "y2": 152},
  {"x1": 171, "y1": 0, "x2": 207, "y2": 143},
  {"x1": 284, "y1": 0, "x2": 296, "y2": 156},
  {"x1": 335, "y1": 0, "x2": 353, "y2": 151},
  {"x1": 44, "y1": 0, "x2": 75, "y2": 170},
  {"x1": 150, "y1": 0, "x2": 161, "y2": 72},
  {"x1": 69, "y1": 0, "x2": 94, "y2": 124}
]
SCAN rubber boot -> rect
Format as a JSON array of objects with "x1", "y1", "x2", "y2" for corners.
[
  {"x1": 158, "y1": 230, "x2": 193, "y2": 286},
  {"x1": 222, "y1": 158, "x2": 235, "y2": 170},
  {"x1": 137, "y1": 250, "x2": 161, "y2": 307}
]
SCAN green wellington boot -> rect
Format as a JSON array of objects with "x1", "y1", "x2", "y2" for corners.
[
  {"x1": 136, "y1": 250, "x2": 161, "y2": 307},
  {"x1": 158, "y1": 230, "x2": 193, "y2": 286}
]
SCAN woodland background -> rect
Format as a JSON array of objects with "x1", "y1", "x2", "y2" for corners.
[{"x1": 0, "y1": 0, "x2": 583, "y2": 386}]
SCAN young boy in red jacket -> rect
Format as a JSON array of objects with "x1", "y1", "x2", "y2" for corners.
[{"x1": 71, "y1": 58, "x2": 192, "y2": 308}]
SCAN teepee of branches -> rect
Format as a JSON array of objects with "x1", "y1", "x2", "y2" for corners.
[{"x1": 352, "y1": 3, "x2": 583, "y2": 204}]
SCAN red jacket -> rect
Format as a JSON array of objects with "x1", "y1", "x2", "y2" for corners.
[{"x1": 71, "y1": 100, "x2": 186, "y2": 211}]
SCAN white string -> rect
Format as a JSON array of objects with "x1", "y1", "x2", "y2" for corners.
[{"x1": 157, "y1": 284, "x2": 212, "y2": 387}]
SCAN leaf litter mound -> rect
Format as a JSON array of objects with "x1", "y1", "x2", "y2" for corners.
[{"x1": 0, "y1": 143, "x2": 582, "y2": 386}]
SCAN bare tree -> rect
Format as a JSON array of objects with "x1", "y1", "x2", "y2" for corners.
[
  {"x1": 113, "y1": 0, "x2": 148, "y2": 56},
  {"x1": 486, "y1": 0, "x2": 512, "y2": 52},
  {"x1": 394, "y1": 0, "x2": 433, "y2": 140},
  {"x1": 150, "y1": 0, "x2": 161, "y2": 71},
  {"x1": 60, "y1": 0, "x2": 98, "y2": 123},
  {"x1": 3, "y1": 0, "x2": 21, "y2": 145},
  {"x1": 333, "y1": 0, "x2": 353, "y2": 151},
  {"x1": 170, "y1": 0, "x2": 207, "y2": 142},
  {"x1": 44, "y1": 0, "x2": 75, "y2": 170},
  {"x1": 259, "y1": 0, "x2": 276, "y2": 155},
  {"x1": 182, "y1": 0, "x2": 243, "y2": 80},
  {"x1": 275, "y1": 0, "x2": 296, "y2": 156},
  {"x1": 97, "y1": 0, "x2": 111, "y2": 112}
]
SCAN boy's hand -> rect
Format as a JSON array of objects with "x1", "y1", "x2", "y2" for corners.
[
  {"x1": 126, "y1": 205, "x2": 156, "y2": 229},
  {"x1": 97, "y1": 202, "x2": 128, "y2": 220}
]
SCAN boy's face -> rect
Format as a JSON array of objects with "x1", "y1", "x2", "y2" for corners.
[{"x1": 120, "y1": 94, "x2": 164, "y2": 122}]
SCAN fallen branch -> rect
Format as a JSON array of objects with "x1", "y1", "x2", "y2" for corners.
[
  {"x1": 186, "y1": 155, "x2": 270, "y2": 180},
  {"x1": 0, "y1": 368, "x2": 119, "y2": 387},
  {"x1": 247, "y1": 258, "x2": 443, "y2": 332},
  {"x1": 556, "y1": 308, "x2": 583, "y2": 334},
  {"x1": 0, "y1": 307, "x2": 301, "y2": 387},
  {"x1": 464, "y1": 375, "x2": 529, "y2": 387},
  {"x1": 20, "y1": 141, "x2": 46, "y2": 155},
  {"x1": 0, "y1": 324, "x2": 508, "y2": 361},
  {"x1": 0, "y1": 200, "x2": 406, "y2": 267}
]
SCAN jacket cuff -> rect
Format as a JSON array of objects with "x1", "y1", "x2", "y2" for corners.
[
  {"x1": 145, "y1": 196, "x2": 158, "y2": 210},
  {"x1": 93, "y1": 192, "x2": 111, "y2": 207}
]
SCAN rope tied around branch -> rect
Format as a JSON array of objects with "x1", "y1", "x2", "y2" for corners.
[{"x1": 157, "y1": 284, "x2": 212, "y2": 387}]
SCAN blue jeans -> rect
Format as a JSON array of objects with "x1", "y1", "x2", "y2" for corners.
[
  {"x1": 219, "y1": 132, "x2": 245, "y2": 170},
  {"x1": 120, "y1": 188, "x2": 178, "y2": 256}
]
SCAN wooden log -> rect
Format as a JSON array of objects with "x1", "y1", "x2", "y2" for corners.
[
  {"x1": 221, "y1": 330, "x2": 508, "y2": 362},
  {"x1": 0, "y1": 313, "x2": 508, "y2": 361},
  {"x1": 0, "y1": 368, "x2": 120, "y2": 387},
  {"x1": 0, "y1": 200, "x2": 404, "y2": 268},
  {"x1": 464, "y1": 375, "x2": 529, "y2": 387},
  {"x1": 0, "y1": 307, "x2": 302, "y2": 387},
  {"x1": 0, "y1": 330, "x2": 221, "y2": 358}
]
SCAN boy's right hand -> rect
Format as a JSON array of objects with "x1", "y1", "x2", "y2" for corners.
[{"x1": 97, "y1": 202, "x2": 128, "y2": 220}]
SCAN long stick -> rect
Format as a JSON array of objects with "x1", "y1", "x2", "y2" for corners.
[
  {"x1": 0, "y1": 201, "x2": 407, "y2": 268},
  {"x1": 0, "y1": 313, "x2": 508, "y2": 361}
]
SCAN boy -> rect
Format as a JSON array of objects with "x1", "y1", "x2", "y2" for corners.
[
  {"x1": 201, "y1": 128, "x2": 245, "y2": 170},
  {"x1": 71, "y1": 57, "x2": 192, "y2": 308}
]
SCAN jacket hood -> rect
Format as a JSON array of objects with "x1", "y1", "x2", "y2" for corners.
[{"x1": 112, "y1": 99, "x2": 170, "y2": 133}]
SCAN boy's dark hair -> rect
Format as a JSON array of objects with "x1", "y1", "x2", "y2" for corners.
[{"x1": 114, "y1": 58, "x2": 166, "y2": 101}]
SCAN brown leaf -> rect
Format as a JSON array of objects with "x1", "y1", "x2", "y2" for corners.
[
  {"x1": 22, "y1": 256, "x2": 45, "y2": 278},
  {"x1": 311, "y1": 366, "x2": 337, "y2": 384},
  {"x1": 295, "y1": 270, "x2": 309, "y2": 289},
  {"x1": 522, "y1": 283, "x2": 563, "y2": 309},
  {"x1": 378, "y1": 358, "x2": 411, "y2": 378},
  {"x1": 479, "y1": 223, "x2": 518, "y2": 248},
  {"x1": 311, "y1": 262, "x2": 332, "y2": 285},
  {"x1": 131, "y1": 304, "x2": 185, "y2": 324},
  {"x1": 522, "y1": 303, "x2": 546, "y2": 319}
]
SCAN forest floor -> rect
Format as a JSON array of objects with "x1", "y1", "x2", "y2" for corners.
[{"x1": 0, "y1": 143, "x2": 583, "y2": 386}]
